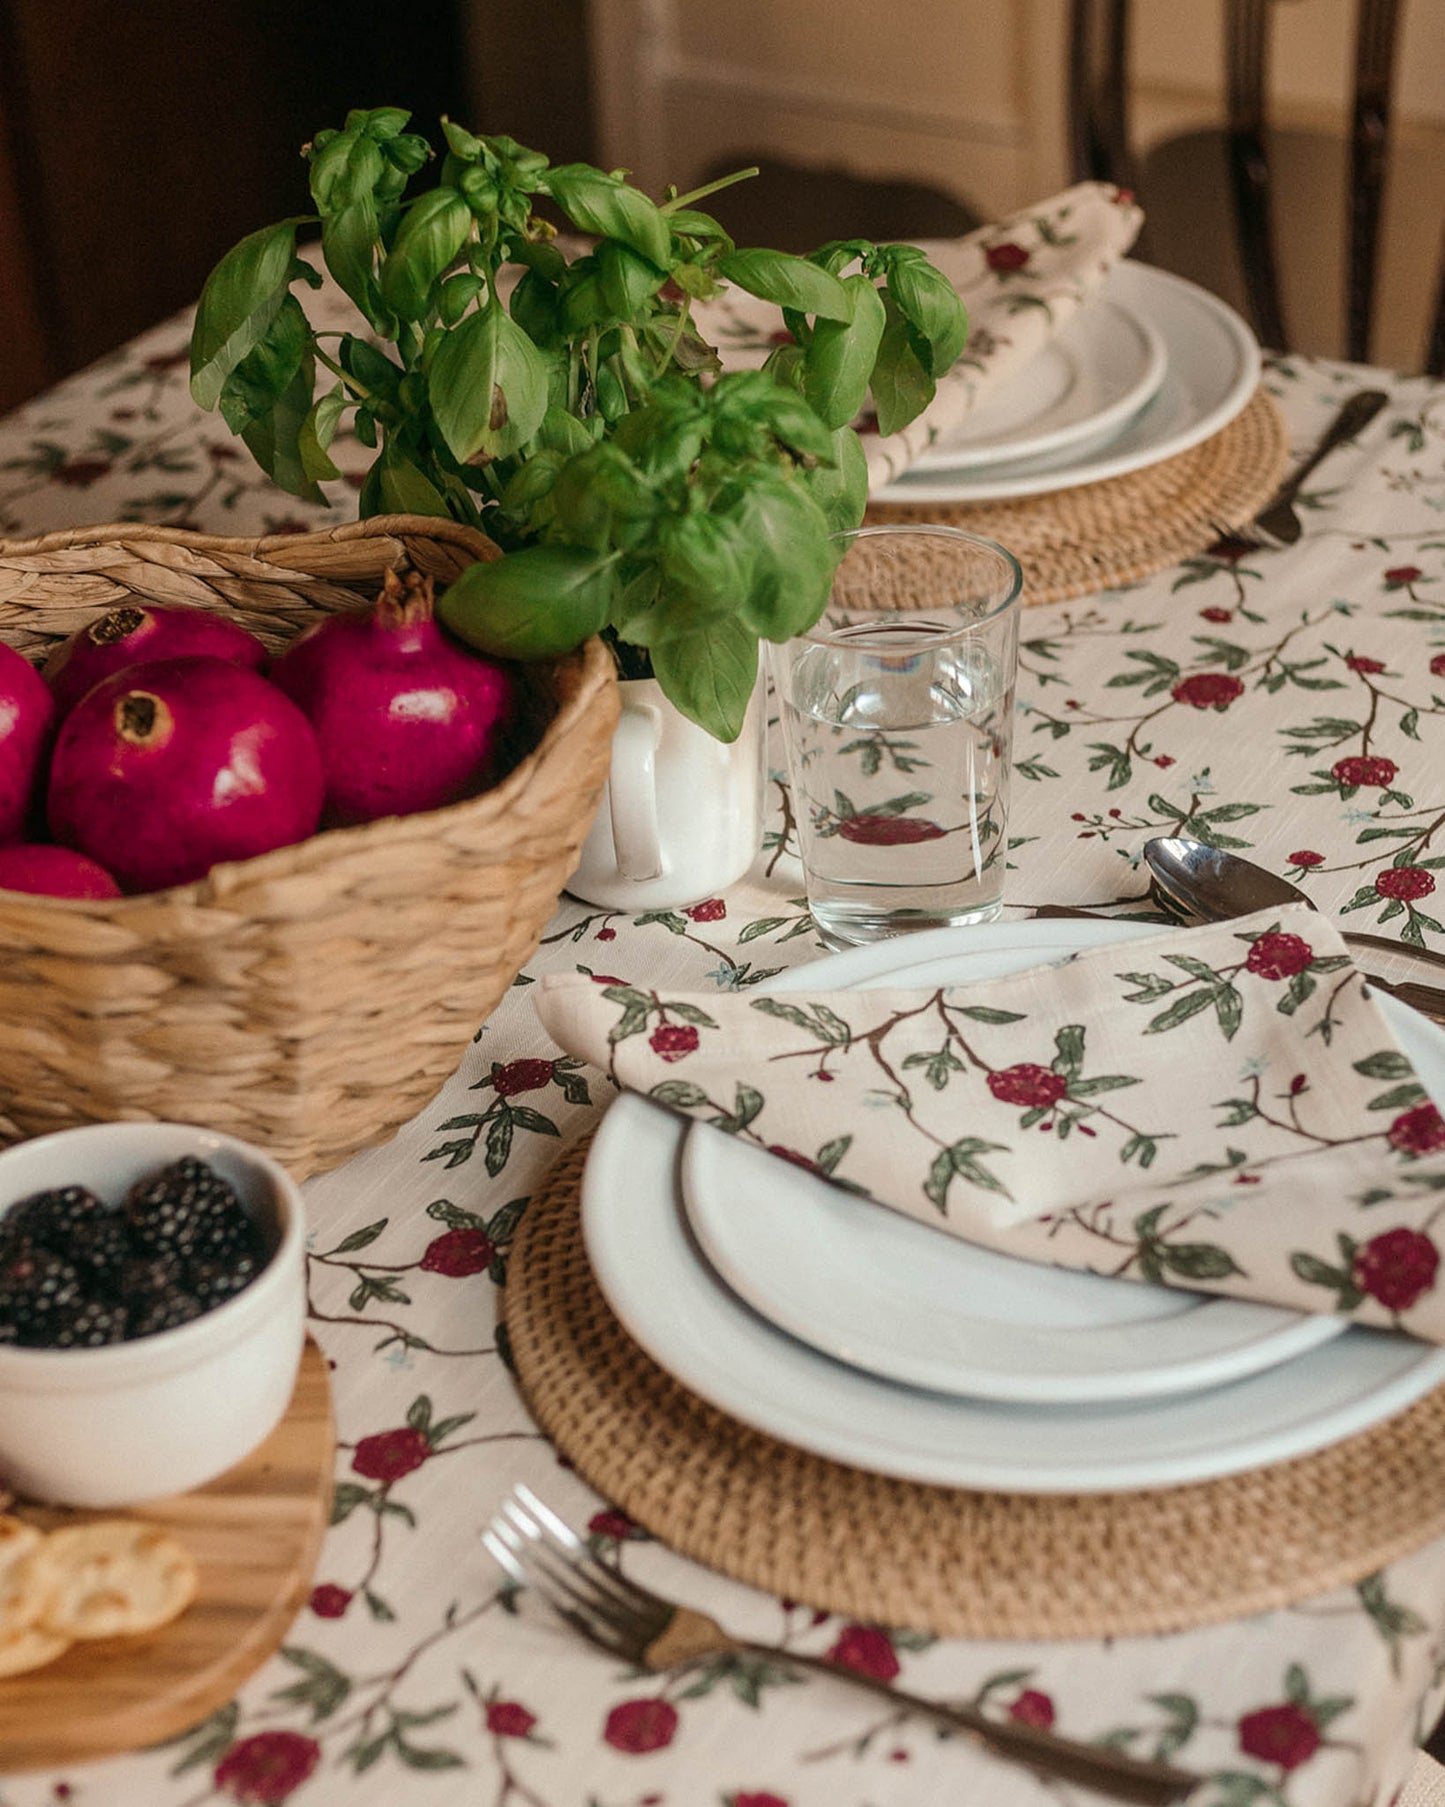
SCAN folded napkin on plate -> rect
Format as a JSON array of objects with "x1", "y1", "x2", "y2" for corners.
[
  {"x1": 857, "y1": 180, "x2": 1144, "y2": 492},
  {"x1": 536, "y1": 905, "x2": 1445, "y2": 1340}
]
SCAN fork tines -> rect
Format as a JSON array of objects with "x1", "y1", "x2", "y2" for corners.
[{"x1": 482, "y1": 1485, "x2": 670, "y2": 1659}]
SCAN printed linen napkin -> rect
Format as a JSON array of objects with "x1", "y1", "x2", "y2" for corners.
[
  {"x1": 692, "y1": 179, "x2": 1144, "y2": 493},
  {"x1": 859, "y1": 180, "x2": 1145, "y2": 492},
  {"x1": 536, "y1": 906, "x2": 1445, "y2": 1340}
]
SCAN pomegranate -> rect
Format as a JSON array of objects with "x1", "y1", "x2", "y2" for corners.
[
  {"x1": 268, "y1": 564, "x2": 516, "y2": 826},
  {"x1": 0, "y1": 642, "x2": 56, "y2": 844},
  {"x1": 0, "y1": 844, "x2": 121, "y2": 899},
  {"x1": 43, "y1": 603, "x2": 268, "y2": 715},
  {"x1": 46, "y1": 656, "x2": 324, "y2": 893}
]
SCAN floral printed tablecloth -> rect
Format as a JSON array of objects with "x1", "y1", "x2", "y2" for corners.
[{"x1": 3, "y1": 291, "x2": 1445, "y2": 1807}]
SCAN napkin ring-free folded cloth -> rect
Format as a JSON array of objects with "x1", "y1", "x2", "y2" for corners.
[{"x1": 536, "y1": 905, "x2": 1445, "y2": 1341}]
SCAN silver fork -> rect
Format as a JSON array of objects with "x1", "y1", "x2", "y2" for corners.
[
  {"x1": 1211, "y1": 387, "x2": 1389, "y2": 549},
  {"x1": 482, "y1": 1486, "x2": 1202, "y2": 1805}
]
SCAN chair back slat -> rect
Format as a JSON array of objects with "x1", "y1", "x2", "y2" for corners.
[
  {"x1": 1067, "y1": 0, "x2": 1444, "y2": 373},
  {"x1": 1225, "y1": 0, "x2": 1290, "y2": 354},
  {"x1": 1348, "y1": 0, "x2": 1403, "y2": 363},
  {"x1": 1067, "y1": 0, "x2": 1137, "y2": 194}
]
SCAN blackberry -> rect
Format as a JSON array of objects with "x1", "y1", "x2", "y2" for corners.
[
  {"x1": 121, "y1": 1250, "x2": 186, "y2": 1301},
  {"x1": 7, "y1": 1185, "x2": 104, "y2": 1251},
  {"x1": 0, "y1": 1245, "x2": 84, "y2": 1340},
  {"x1": 124, "y1": 1157, "x2": 246, "y2": 1258},
  {"x1": 187, "y1": 1249, "x2": 262, "y2": 1310},
  {"x1": 48, "y1": 1298, "x2": 128, "y2": 1348},
  {"x1": 128, "y1": 1290, "x2": 207, "y2": 1339},
  {"x1": 66, "y1": 1213, "x2": 129, "y2": 1292}
]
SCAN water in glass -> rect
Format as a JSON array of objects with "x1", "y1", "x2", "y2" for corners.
[{"x1": 782, "y1": 617, "x2": 1015, "y2": 944}]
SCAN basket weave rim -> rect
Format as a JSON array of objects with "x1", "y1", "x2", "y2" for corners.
[
  {"x1": 0, "y1": 513, "x2": 494, "y2": 563},
  {"x1": 0, "y1": 516, "x2": 619, "y2": 913}
]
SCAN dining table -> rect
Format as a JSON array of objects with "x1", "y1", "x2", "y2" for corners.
[{"x1": 2, "y1": 263, "x2": 1445, "y2": 1807}]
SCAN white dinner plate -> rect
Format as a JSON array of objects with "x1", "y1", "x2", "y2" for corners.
[
  {"x1": 871, "y1": 261, "x2": 1260, "y2": 503},
  {"x1": 581, "y1": 921, "x2": 1445, "y2": 1492},
  {"x1": 905, "y1": 298, "x2": 1167, "y2": 474}
]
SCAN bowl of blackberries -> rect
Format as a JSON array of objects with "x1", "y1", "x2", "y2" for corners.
[{"x1": 0, "y1": 1122, "x2": 306, "y2": 1506}]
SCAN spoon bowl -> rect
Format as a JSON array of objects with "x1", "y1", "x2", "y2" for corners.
[
  {"x1": 1141, "y1": 837, "x2": 1445, "y2": 983},
  {"x1": 1143, "y1": 838, "x2": 1311, "y2": 920}
]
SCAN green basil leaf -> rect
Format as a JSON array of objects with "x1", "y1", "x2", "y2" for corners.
[
  {"x1": 722, "y1": 476, "x2": 835, "y2": 640},
  {"x1": 801, "y1": 424, "x2": 870, "y2": 535},
  {"x1": 299, "y1": 384, "x2": 347, "y2": 484},
  {"x1": 544, "y1": 164, "x2": 671, "y2": 269},
  {"x1": 508, "y1": 268, "x2": 562, "y2": 346},
  {"x1": 507, "y1": 238, "x2": 569, "y2": 283},
  {"x1": 438, "y1": 544, "x2": 616, "y2": 658},
  {"x1": 322, "y1": 197, "x2": 391, "y2": 333},
  {"x1": 500, "y1": 451, "x2": 565, "y2": 518},
  {"x1": 750, "y1": 383, "x2": 836, "y2": 461},
  {"x1": 537, "y1": 404, "x2": 598, "y2": 459},
  {"x1": 189, "y1": 219, "x2": 303, "y2": 413},
  {"x1": 881, "y1": 250, "x2": 968, "y2": 375},
  {"x1": 716, "y1": 248, "x2": 853, "y2": 321},
  {"x1": 240, "y1": 347, "x2": 325, "y2": 506},
  {"x1": 596, "y1": 240, "x2": 667, "y2": 321},
  {"x1": 869, "y1": 295, "x2": 935, "y2": 437},
  {"x1": 558, "y1": 268, "x2": 610, "y2": 337},
  {"x1": 308, "y1": 127, "x2": 385, "y2": 212},
  {"x1": 367, "y1": 439, "x2": 450, "y2": 516},
  {"x1": 339, "y1": 335, "x2": 404, "y2": 406},
  {"x1": 549, "y1": 444, "x2": 657, "y2": 551},
  {"x1": 649, "y1": 615, "x2": 759, "y2": 742},
  {"x1": 442, "y1": 119, "x2": 484, "y2": 161},
  {"x1": 217, "y1": 292, "x2": 312, "y2": 435},
  {"x1": 428, "y1": 305, "x2": 549, "y2": 462},
  {"x1": 655, "y1": 511, "x2": 754, "y2": 622},
  {"x1": 808, "y1": 238, "x2": 871, "y2": 276},
  {"x1": 484, "y1": 133, "x2": 550, "y2": 182},
  {"x1": 357, "y1": 106, "x2": 414, "y2": 143},
  {"x1": 380, "y1": 189, "x2": 472, "y2": 321},
  {"x1": 664, "y1": 206, "x2": 734, "y2": 247},
  {"x1": 800, "y1": 276, "x2": 886, "y2": 429},
  {"x1": 760, "y1": 341, "x2": 807, "y2": 391},
  {"x1": 438, "y1": 269, "x2": 485, "y2": 327}
]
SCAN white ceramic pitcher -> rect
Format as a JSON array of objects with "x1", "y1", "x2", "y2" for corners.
[{"x1": 565, "y1": 672, "x2": 766, "y2": 910}]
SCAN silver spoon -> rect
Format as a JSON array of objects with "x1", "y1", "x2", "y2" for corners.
[{"x1": 1143, "y1": 837, "x2": 1445, "y2": 1000}]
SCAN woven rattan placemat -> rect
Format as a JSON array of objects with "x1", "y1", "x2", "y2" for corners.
[
  {"x1": 863, "y1": 386, "x2": 1289, "y2": 607},
  {"x1": 505, "y1": 1138, "x2": 1445, "y2": 1641}
]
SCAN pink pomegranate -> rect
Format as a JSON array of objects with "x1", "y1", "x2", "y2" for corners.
[
  {"x1": 46, "y1": 656, "x2": 324, "y2": 893},
  {"x1": 0, "y1": 642, "x2": 56, "y2": 844},
  {"x1": 43, "y1": 603, "x2": 268, "y2": 715},
  {"x1": 268, "y1": 564, "x2": 516, "y2": 826},
  {"x1": 0, "y1": 843, "x2": 121, "y2": 899}
]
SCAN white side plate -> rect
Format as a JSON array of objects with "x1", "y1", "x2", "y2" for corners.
[
  {"x1": 871, "y1": 261, "x2": 1260, "y2": 504},
  {"x1": 907, "y1": 298, "x2": 1167, "y2": 473}
]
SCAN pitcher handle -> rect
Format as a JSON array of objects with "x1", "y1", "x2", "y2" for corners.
[{"x1": 609, "y1": 703, "x2": 665, "y2": 882}]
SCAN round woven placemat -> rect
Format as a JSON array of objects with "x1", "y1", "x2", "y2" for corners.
[
  {"x1": 505, "y1": 1138, "x2": 1445, "y2": 1641},
  {"x1": 863, "y1": 386, "x2": 1288, "y2": 607}
]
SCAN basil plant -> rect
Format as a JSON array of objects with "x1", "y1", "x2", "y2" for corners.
[{"x1": 190, "y1": 108, "x2": 968, "y2": 740}]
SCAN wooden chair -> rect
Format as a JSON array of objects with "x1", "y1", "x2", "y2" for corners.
[{"x1": 1068, "y1": 0, "x2": 1445, "y2": 374}]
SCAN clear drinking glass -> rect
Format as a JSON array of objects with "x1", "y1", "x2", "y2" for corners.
[{"x1": 772, "y1": 525, "x2": 1023, "y2": 948}]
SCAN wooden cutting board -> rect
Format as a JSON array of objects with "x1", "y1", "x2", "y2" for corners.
[{"x1": 0, "y1": 1336, "x2": 334, "y2": 1770}]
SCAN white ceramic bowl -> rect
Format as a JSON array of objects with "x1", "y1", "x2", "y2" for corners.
[{"x1": 0, "y1": 1122, "x2": 307, "y2": 1507}]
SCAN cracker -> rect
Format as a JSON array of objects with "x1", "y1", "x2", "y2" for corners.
[
  {"x1": 0, "y1": 1517, "x2": 46, "y2": 1638},
  {"x1": 35, "y1": 1520, "x2": 198, "y2": 1640},
  {"x1": 0, "y1": 1622, "x2": 70, "y2": 1677}
]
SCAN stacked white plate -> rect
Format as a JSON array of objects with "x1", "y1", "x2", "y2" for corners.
[
  {"x1": 868, "y1": 258, "x2": 1261, "y2": 504},
  {"x1": 580, "y1": 921, "x2": 1445, "y2": 1494}
]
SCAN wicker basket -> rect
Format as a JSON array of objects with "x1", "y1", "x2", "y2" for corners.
[{"x1": 0, "y1": 516, "x2": 619, "y2": 1179}]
